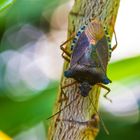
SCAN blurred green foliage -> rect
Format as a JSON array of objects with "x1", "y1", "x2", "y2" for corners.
[
  {"x1": 109, "y1": 56, "x2": 140, "y2": 81},
  {"x1": 0, "y1": 0, "x2": 15, "y2": 12},
  {"x1": 0, "y1": 82, "x2": 58, "y2": 136},
  {"x1": 97, "y1": 118, "x2": 140, "y2": 140},
  {"x1": 0, "y1": 0, "x2": 65, "y2": 41},
  {"x1": 97, "y1": 56, "x2": 140, "y2": 139},
  {"x1": 0, "y1": 0, "x2": 64, "y2": 137}
]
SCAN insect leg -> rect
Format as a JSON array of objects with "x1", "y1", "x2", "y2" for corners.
[
  {"x1": 59, "y1": 86, "x2": 68, "y2": 102},
  {"x1": 61, "y1": 54, "x2": 70, "y2": 62},
  {"x1": 47, "y1": 81, "x2": 79, "y2": 120},
  {"x1": 61, "y1": 80, "x2": 77, "y2": 89},
  {"x1": 112, "y1": 29, "x2": 118, "y2": 51},
  {"x1": 60, "y1": 33, "x2": 76, "y2": 62},
  {"x1": 47, "y1": 94, "x2": 79, "y2": 120},
  {"x1": 58, "y1": 81, "x2": 78, "y2": 102},
  {"x1": 97, "y1": 83, "x2": 112, "y2": 103},
  {"x1": 60, "y1": 33, "x2": 75, "y2": 55}
]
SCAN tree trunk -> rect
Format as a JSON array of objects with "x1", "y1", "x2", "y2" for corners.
[{"x1": 48, "y1": 0, "x2": 120, "y2": 140}]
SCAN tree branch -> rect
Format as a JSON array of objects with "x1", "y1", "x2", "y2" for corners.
[{"x1": 48, "y1": 0, "x2": 120, "y2": 139}]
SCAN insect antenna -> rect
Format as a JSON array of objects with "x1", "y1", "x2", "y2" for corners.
[
  {"x1": 46, "y1": 94, "x2": 79, "y2": 120},
  {"x1": 88, "y1": 96, "x2": 110, "y2": 135}
]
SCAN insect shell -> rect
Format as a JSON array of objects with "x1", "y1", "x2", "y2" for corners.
[{"x1": 64, "y1": 19, "x2": 112, "y2": 97}]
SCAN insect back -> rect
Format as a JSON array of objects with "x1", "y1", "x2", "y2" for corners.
[{"x1": 64, "y1": 19, "x2": 112, "y2": 97}]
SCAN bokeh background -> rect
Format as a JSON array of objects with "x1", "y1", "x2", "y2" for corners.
[{"x1": 0, "y1": 0, "x2": 140, "y2": 139}]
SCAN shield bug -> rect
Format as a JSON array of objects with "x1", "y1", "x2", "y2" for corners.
[
  {"x1": 60, "y1": 19, "x2": 117, "y2": 101},
  {"x1": 47, "y1": 19, "x2": 117, "y2": 135}
]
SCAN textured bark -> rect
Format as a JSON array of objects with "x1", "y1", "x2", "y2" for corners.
[{"x1": 48, "y1": 0, "x2": 120, "y2": 140}]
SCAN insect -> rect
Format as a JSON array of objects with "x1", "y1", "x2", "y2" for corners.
[
  {"x1": 47, "y1": 18, "x2": 117, "y2": 135},
  {"x1": 60, "y1": 18, "x2": 117, "y2": 100}
]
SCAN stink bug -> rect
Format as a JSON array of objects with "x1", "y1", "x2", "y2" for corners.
[
  {"x1": 60, "y1": 19, "x2": 117, "y2": 101},
  {"x1": 47, "y1": 19, "x2": 117, "y2": 135}
]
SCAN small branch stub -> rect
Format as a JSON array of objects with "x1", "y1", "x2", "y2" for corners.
[{"x1": 48, "y1": 0, "x2": 120, "y2": 140}]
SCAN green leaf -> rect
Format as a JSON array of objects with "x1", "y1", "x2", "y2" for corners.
[
  {"x1": 0, "y1": 83, "x2": 58, "y2": 136},
  {"x1": 109, "y1": 55, "x2": 140, "y2": 81},
  {"x1": 0, "y1": 0, "x2": 16, "y2": 12}
]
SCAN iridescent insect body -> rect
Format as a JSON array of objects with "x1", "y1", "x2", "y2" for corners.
[{"x1": 61, "y1": 19, "x2": 117, "y2": 99}]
